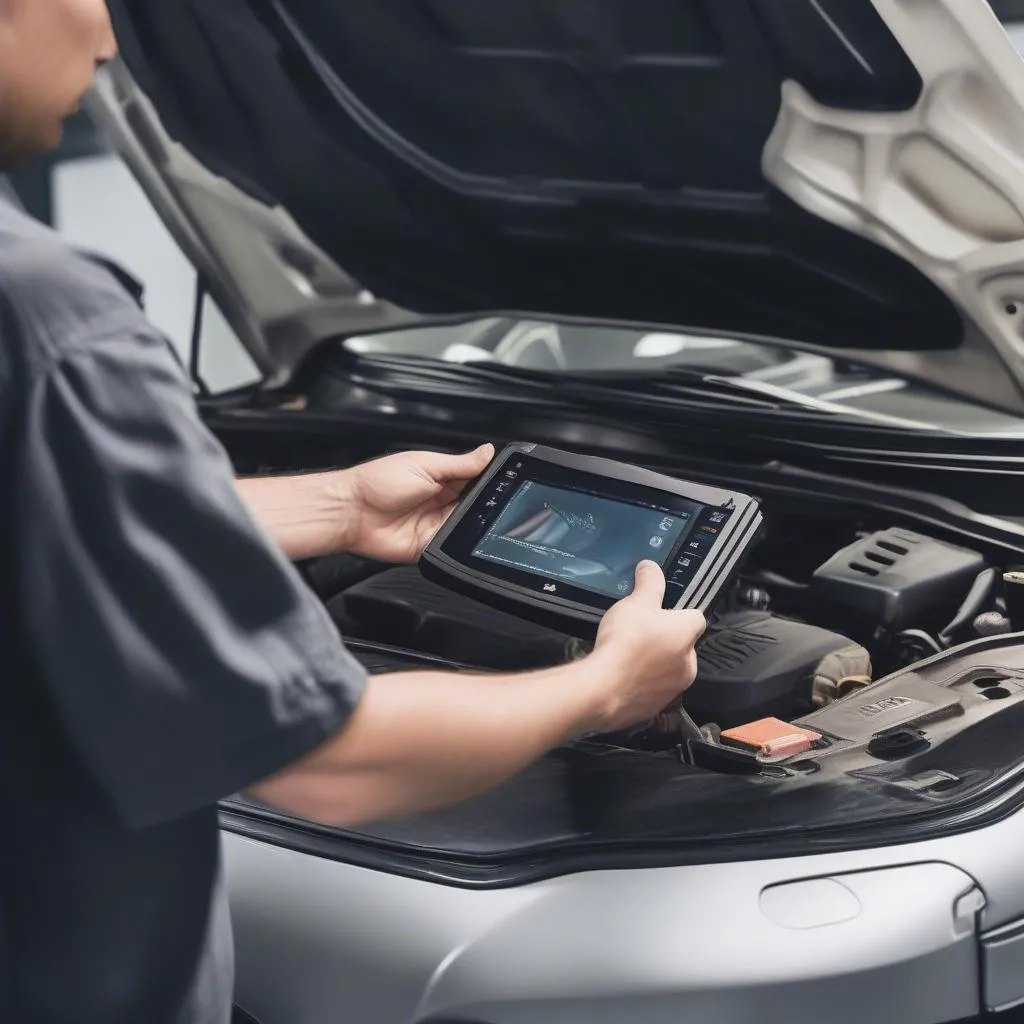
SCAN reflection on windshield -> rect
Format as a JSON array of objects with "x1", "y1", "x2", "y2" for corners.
[{"x1": 342, "y1": 318, "x2": 1024, "y2": 436}]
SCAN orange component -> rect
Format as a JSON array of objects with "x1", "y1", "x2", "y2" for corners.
[{"x1": 720, "y1": 717, "x2": 822, "y2": 756}]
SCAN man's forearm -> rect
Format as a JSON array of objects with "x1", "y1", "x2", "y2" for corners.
[
  {"x1": 235, "y1": 471, "x2": 355, "y2": 561},
  {"x1": 249, "y1": 652, "x2": 623, "y2": 826}
]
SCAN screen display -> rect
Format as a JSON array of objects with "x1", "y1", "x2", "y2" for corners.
[{"x1": 471, "y1": 480, "x2": 695, "y2": 599}]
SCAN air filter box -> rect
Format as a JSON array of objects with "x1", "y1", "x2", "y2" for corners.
[{"x1": 810, "y1": 528, "x2": 984, "y2": 636}]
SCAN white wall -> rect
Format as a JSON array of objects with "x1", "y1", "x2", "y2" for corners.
[{"x1": 52, "y1": 154, "x2": 259, "y2": 392}]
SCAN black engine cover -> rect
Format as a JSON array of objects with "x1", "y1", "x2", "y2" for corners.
[
  {"x1": 685, "y1": 610, "x2": 860, "y2": 727},
  {"x1": 330, "y1": 566, "x2": 578, "y2": 671},
  {"x1": 810, "y1": 528, "x2": 985, "y2": 635}
]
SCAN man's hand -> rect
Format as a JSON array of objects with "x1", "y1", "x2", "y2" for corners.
[
  {"x1": 588, "y1": 560, "x2": 706, "y2": 733},
  {"x1": 235, "y1": 445, "x2": 494, "y2": 563},
  {"x1": 343, "y1": 444, "x2": 495, "y2": 563}
]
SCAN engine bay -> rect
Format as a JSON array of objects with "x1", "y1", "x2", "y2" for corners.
[
  {"x1": 214, "y1": 422, "x2": 1024, "y2": 858},
  {"x1": 302, "y1": 510, "x2": 1018, "y2": 768}
]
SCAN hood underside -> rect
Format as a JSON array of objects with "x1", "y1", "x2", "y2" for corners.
[{"x1": 95, "y1": 0, "x2": 1024, "y2": 413}]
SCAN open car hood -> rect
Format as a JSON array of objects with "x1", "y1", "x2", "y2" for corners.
[{"x1": 91, "y1": 0, "x2": 1024, "y2": 412}]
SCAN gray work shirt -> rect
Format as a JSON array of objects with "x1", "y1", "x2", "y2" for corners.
[{"x1": 0, "y1": 193, "x2": 367, "y2": 1023}]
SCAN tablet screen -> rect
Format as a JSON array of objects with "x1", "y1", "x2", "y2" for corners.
[{"x1": 471, "y1": 479, "x2": 695, "y2": 599}]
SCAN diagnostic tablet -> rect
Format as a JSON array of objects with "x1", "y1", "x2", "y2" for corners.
[{"x1": 420, "y1": 443, "x2": 763, "y2": 637}]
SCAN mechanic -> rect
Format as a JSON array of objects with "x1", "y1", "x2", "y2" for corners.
[{"x1": 0, "y1": 3, "x2": 707, "y2": 1023}]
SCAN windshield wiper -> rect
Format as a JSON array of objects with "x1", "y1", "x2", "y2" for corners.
[
  {"x1": 697, "y1": 375, "x2": 950, "y2": 432},
  {"x1": 340, "y1": 353, "x2": 955, "y2": 433},
  {"x1": 343, "y1": 354, "x2": 805, "y2": 412}
]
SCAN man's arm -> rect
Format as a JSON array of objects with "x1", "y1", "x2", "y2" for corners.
[
  {"x1": 235, "y1": 471, "x2": 353, "y2": 562},
  {"x1": 250, "y1": 656, "x2": 608, "y2": 825}
]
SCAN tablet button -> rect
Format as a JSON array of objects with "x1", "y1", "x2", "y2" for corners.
[{"x1": 685, "y1": 531, "x2": 716, "y2": 556}]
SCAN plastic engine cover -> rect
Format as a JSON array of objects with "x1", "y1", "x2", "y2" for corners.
[
  {"x1": 330, "y1": 567, "x2": 578, "y2": 670},
  {"x1": 684, "y1": 610, "x2": 865, "y2": 727}
]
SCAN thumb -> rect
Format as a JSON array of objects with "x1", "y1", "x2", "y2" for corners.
[
  {"x1": 630, "y1": 560, "x2": 666, "y2": 603},
  {"x1": 468, "y1": 442, "x2": 496, "y2": 466},
  {"x1": 422, "y1": 443, "x2": 494, "y2": 485},
  {"x1": 449, "y1": 443, "x2": 495, "y2": 477},
  {"x1": 676, "y1": 609, "x2": 708, "y2": 643}
]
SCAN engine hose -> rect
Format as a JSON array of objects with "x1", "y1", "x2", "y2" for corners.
[
  {"x1": 893, "y1": 629, "x2": 943, "y2": 665},
  {"x1": 938, "y1": 568, "x2": 998, "y2": 647}
]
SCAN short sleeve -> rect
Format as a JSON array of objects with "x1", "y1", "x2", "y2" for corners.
[{"x1": 15, "y1": 313, "x2": 367, "y2": 829}]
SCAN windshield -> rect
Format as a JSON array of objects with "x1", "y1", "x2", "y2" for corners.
[{"x1": 341, "y1": 319, "x2": 1024, "y2": 437}]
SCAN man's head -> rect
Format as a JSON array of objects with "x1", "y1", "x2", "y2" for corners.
[{"x1": 0, "y1": 0, "x2": 117, "y2": 167}]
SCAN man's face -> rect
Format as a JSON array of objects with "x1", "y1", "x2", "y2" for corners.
[{"x1": 0, "y1": 0, "x2": 117, "y2": 167}]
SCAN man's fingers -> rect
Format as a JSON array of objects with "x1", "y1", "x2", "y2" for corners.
[{"x1": 630, "y1": 560, "x2": 666, "y2": 603}]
